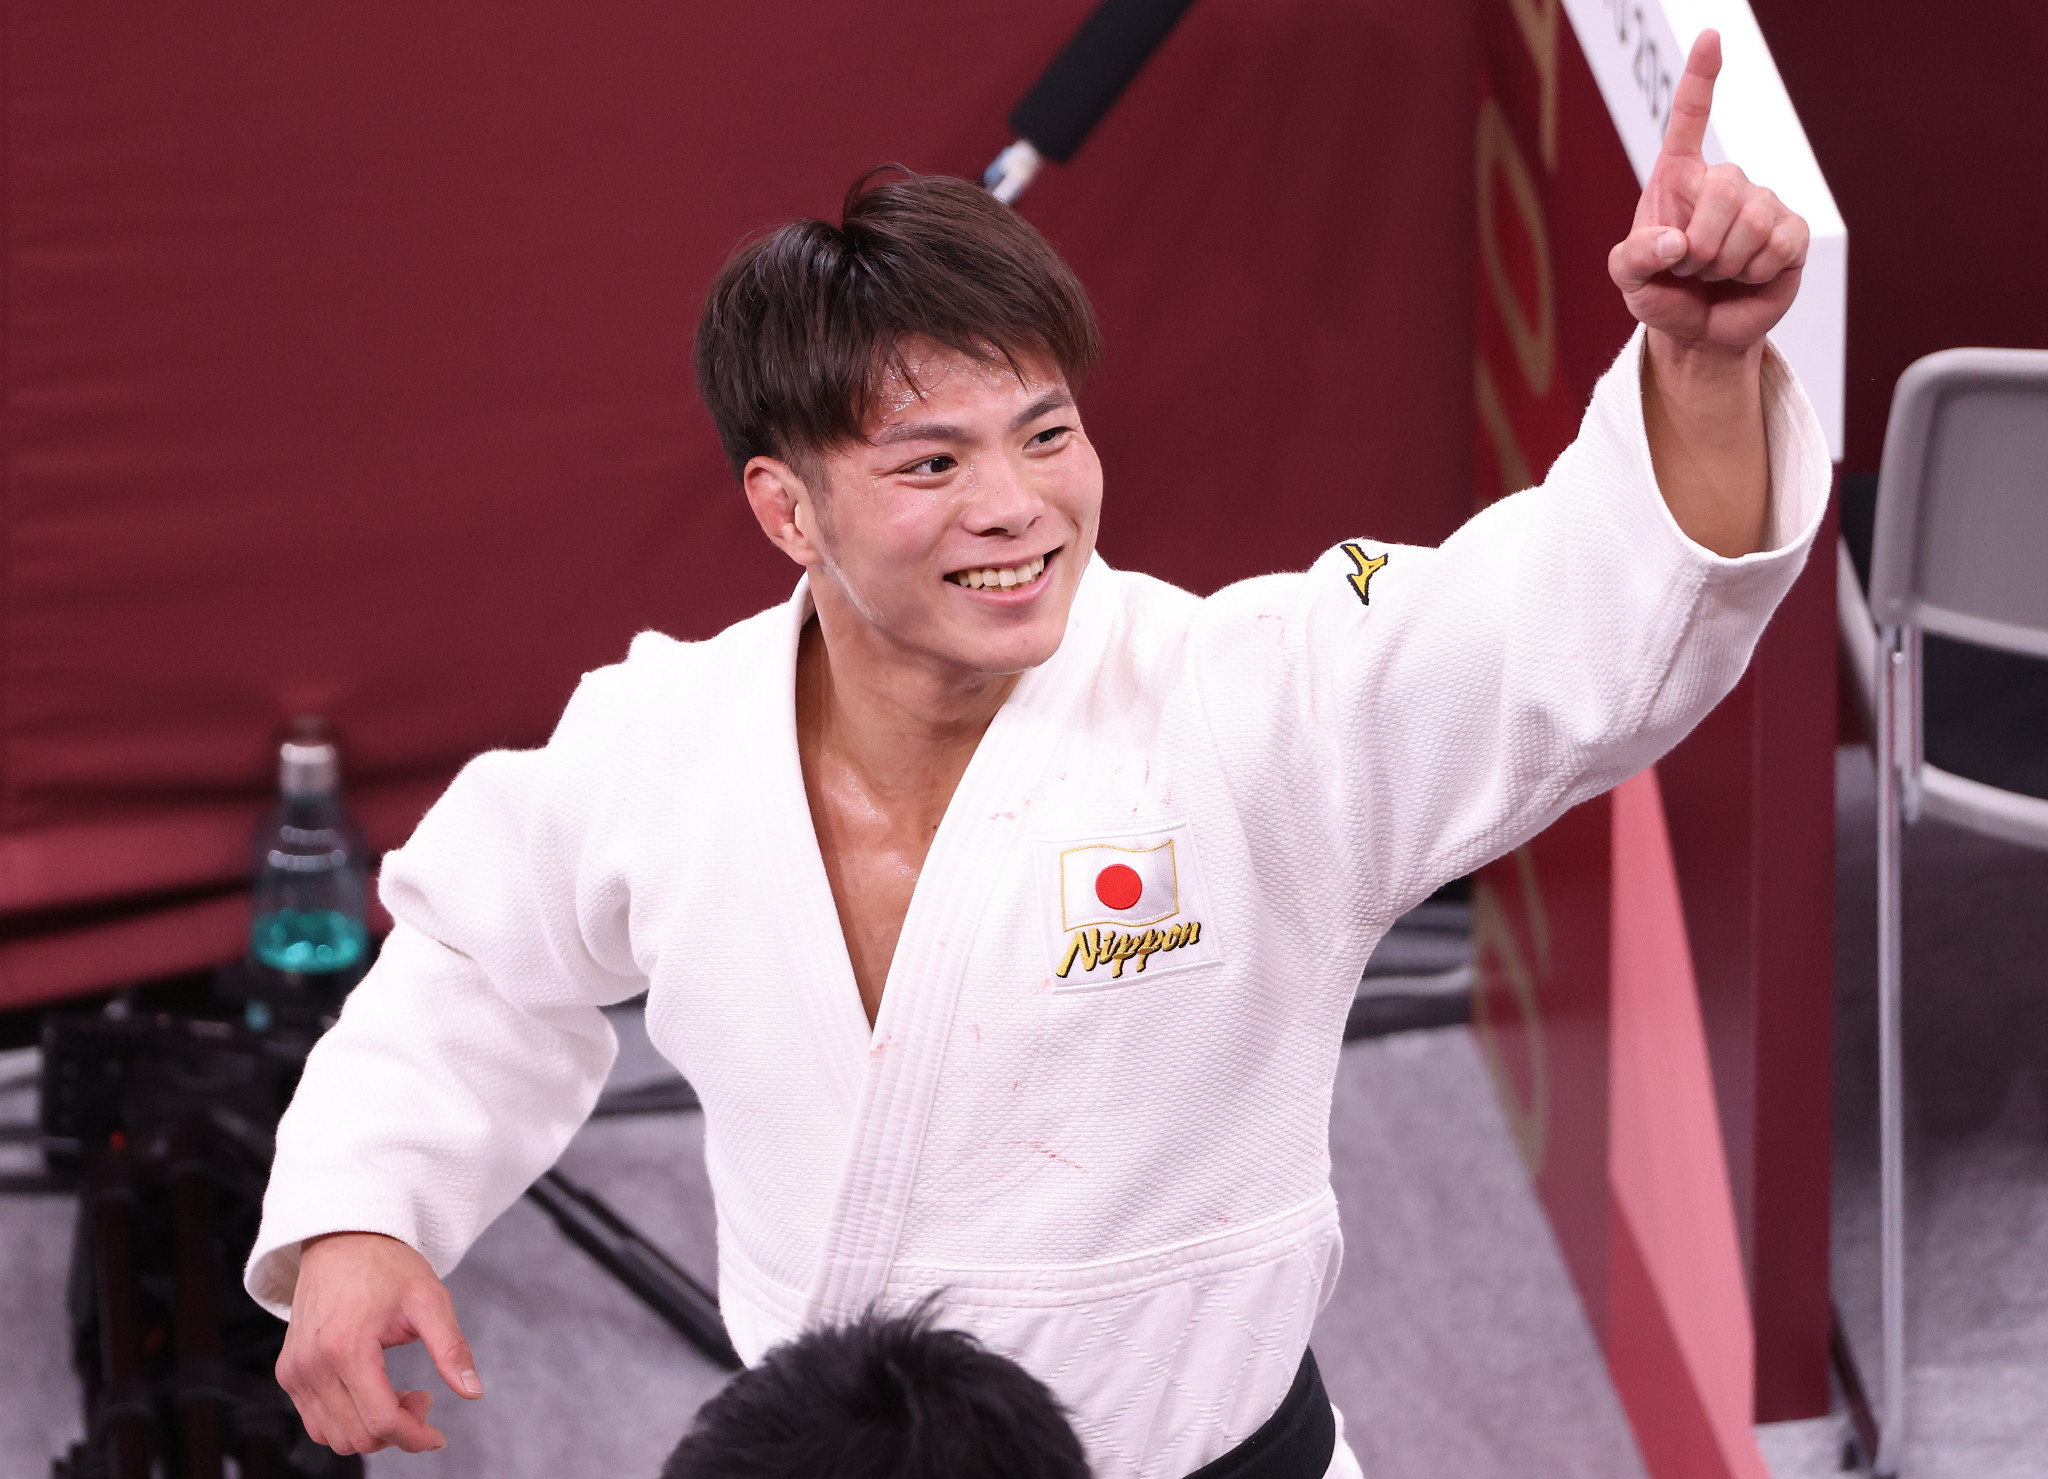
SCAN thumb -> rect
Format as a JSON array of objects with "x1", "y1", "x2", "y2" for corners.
[
  {"x1": 413, "y1": 1292, "x2": 485, "y2": 1400},
  {"x1": 1609, "y1": 224, "x2": 1687, "y2": 292}
]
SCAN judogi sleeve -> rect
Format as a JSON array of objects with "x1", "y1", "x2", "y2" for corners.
[
  {"x1": 1191, "y1": 327, "x2": 1831, "y2": 926},
  {"x1": 244, "y1": 659, "x2": 647, "y2": 1318}
]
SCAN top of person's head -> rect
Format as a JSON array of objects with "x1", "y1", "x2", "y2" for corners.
[
  {"x1": 693, "y1": 167, "x2": 1102, "y2": 483},
  {"x1": 659, "y1": 1304, "x2": 1092, "y2": 1479}
]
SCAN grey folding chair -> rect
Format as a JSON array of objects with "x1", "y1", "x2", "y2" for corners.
[{"x1": 1855, "y1": 348, "x2": 2048, "y2": 1475}]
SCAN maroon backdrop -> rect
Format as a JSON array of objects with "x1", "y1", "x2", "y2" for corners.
[
  {"x1": 0, "y1": 0, "x2": 1477, "y2": 1005},
  {"x1": 1748, "y1": 0, "x2": 2048, "y2": 474}
]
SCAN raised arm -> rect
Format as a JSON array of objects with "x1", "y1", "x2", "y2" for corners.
[
  {"x1": 1609, "y1": 29, "x2": 1810, "y2": 558},
  {"x1": 1192, "y1": 29, "x2": 1832, "y2": 923}
]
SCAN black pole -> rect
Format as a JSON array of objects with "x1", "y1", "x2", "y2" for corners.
[
  {"x1": 86, "y1": 1145, "x2": 154, "y2": 1479},
  {"x1": 985, "y1": 0, "x2": 1204, "y2": 201},
  {"x1": 525, "y1": 1168, "x2": 741, "y2": 1370},
  {"x1": 170, "y1": 1120, "x2": 228, "y2": 1479},
  {"x1": 1009, "y1": 0, "x2": 1201, "y2": 163}
]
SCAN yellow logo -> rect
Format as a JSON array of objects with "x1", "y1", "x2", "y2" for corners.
[
  {"x1": 1340, "y1": 543, "x2": 1388, "y2": 605},
  {"x1": 1055, "y1": 921, "x2": 1203, "y2": 980}
]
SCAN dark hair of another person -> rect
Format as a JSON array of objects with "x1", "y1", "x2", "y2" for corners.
[
  {"x1": 692, "y1": 167, "x2": 1102, "y2": 480},
  {"x1": 658, "y1": 1303, "x2": 1092, "y2": 1479}
]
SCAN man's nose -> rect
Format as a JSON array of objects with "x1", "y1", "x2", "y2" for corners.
[{"x1": 962, "y1": 452, "x2": 1046, "y2": 538}]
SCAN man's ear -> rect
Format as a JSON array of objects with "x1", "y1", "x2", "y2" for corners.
[{"x1": 742, "y1": 455, "x2": 826, "y2": 570}]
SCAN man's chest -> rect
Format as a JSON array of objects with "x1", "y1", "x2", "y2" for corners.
[
  {"x1": 630, "y1": 715, "x2": 1367, "y2": 1257},
  {"x1": 650, "y1": 724, "x2": 1238, "y2": 1028},
  {"x1": 795, "y1": 702, "x2": 1204, "y2": 1022},
  {"x1": 808, "y1": 798, "x2": 933, "y2": 1024}
]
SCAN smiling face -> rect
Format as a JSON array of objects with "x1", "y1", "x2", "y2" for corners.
[{"x1": 743, "y1": 337, "x2": 1103, "y2": 691}]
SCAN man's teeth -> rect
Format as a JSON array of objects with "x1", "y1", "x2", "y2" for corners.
[{"x1": 950, "y1": 554, "x2": 1047, "y2": 589}]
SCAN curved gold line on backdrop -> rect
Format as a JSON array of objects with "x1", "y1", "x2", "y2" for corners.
[
  {"x1": 1477, "y1": 97, "x2": 1558, "y2": 400},
  {"x1": 1506, "y1": 0, "x2": 1561, "y2": 170},
  {"x1": 1474, "y1": 358, "x2": 1537, "y2": 501},
  {"x1": 1471, "y1": 846, "x2": 1553, "y2": 1176}
]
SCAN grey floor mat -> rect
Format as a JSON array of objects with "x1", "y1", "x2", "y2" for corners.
[
  {"x1": 1313, "y1": 1027, "x2": 1646, "y2": 1479},
  {"x1": 1830, "y1": 745, "x2": 2048, "y2": 1479},
  {"x1": 0, "y1": 1062, "x2": 79, "y2": 1477}
]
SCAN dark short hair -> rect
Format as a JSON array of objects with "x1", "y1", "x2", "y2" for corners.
[
  {"x1": 659, "y1": 1303, "x2": 1091, "y2": 1479},
  {"x1": 693, "y1": 168, "x2": 1102, "y2": 479}
]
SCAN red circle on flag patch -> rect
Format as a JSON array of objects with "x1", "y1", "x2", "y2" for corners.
[{"x1": 1094, "y1": 863, "x2": 1143, "y2": 911}]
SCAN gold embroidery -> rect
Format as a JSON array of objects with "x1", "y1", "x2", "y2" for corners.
[
  {"x1": 1057, "y1": 930, "x2": 1098, "y2": 978},
  {"x1": 1054, "y1": 920, "x2": 1204, "y2": 981}
]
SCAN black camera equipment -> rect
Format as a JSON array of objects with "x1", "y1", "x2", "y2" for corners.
[
  {"x1": 37, "y1": 987, "x2": 360, "y2": 1479},
  {"x1": 16, "y1": 958, "x2": 736, "y2": 1478}
]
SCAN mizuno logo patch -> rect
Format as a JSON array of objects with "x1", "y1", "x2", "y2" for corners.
[{"x1": 1340, "y1": 542, "x2": 1388, "y2": 605}]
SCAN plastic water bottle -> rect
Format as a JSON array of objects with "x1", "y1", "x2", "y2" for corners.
[{"x1": 248, "y1": 724, "x2": 369, "y2": 982}]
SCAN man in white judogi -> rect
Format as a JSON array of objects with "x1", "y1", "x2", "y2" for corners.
[{"x1": 249, "y1": 35, "x2": 1824, "y2": 1478}]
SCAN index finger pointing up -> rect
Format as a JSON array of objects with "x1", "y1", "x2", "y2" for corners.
[{"x1": 1662, "y1": 29, "x2": 1722, "y2": 160}]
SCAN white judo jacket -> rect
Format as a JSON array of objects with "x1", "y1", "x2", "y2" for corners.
[{"x1": 247, "y1": 329, "x2": 1831, "y2": 1478}]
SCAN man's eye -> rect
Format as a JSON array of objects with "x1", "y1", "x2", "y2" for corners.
[
  {"x1": 1028, "y1": 425, "x2": 1071, "y2": 448},
  {"x1": 904, "y1": 454, "x2": 956, "y2": 476}
]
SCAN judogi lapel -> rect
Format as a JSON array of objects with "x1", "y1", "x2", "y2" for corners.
[{"x1": 803, "y1": 559, "x2": 1117, "y2": 1323}]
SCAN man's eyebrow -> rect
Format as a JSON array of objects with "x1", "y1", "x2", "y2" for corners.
[
  {"x1": 871, "y1": 420, "x2": 968, "y2": 447},
  {"x1": 1011, "y1": 390, "x2": 1075, "y2": 430},
  {"x1": 869, "y1": 391, "x2": 1076, "y2": 449}
]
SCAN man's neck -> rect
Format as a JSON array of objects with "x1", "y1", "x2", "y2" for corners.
[
  {"x1": 795, "y1": 595, "x2": 1025, "y2": 1023},
  {"x1": 796, "y1": 607, "x2": 1018, "y2": 807}
]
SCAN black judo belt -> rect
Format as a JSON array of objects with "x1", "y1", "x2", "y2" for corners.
[{"x1": 1184, "y1": 1349, "x2": 1337, "y2": 1479}]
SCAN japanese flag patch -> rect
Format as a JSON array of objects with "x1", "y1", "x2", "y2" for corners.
[{"x1": 1033, "y1": 820, "x2": 1221, "y2": 990}]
